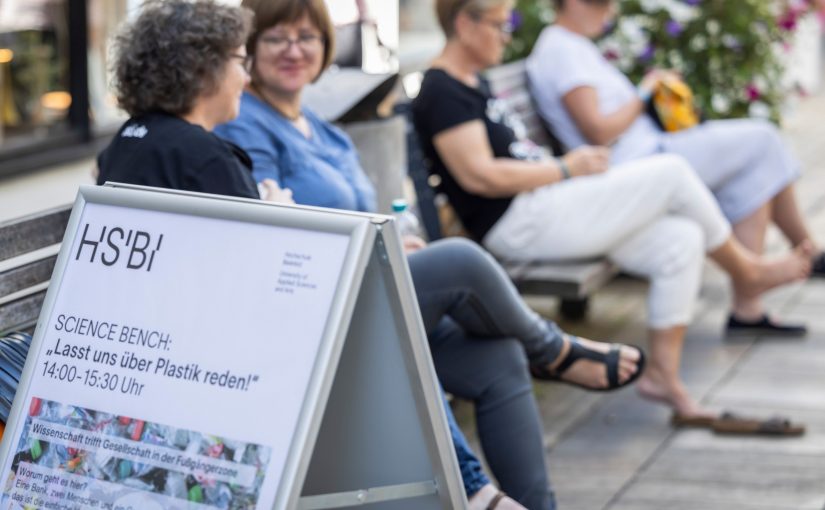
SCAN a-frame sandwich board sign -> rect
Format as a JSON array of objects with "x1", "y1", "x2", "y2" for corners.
[{"x1": 0, "y1": 184, "x2": 467, "y2": 510}]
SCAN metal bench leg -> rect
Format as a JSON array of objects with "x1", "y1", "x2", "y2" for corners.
[{"x1": 559, "y1": 297, "x2": 589, "y2": 321}]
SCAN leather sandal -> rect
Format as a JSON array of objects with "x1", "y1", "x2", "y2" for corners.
[
  {"x1": 529, "y1": 335, "x2": 645, "y2": 391},
  {"x1": 486, "y1": 491, "x2": 507, "y2": 510},
  {"x1": 671, "y1": 410, "x2": 805, "y2": 436},
  {"x1": 670, "y1": 413, "x2": 716, "y2": 428},
  {"x1": 712, "y1": 412, "x2": 806, "y2": 436}
]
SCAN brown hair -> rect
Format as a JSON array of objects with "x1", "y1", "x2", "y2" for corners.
[
  {"x1": 241, "y1": 0, "x2": 335, "y2": 80},
  {"x1": 436, "y1": 0, "x2": 510, "y2": 38}
]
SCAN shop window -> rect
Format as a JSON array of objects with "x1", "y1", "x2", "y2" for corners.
[{"x1": 0, "y1": 0, "x2": 71, "y2": 150}]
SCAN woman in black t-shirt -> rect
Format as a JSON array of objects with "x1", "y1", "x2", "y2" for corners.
[
  {"x1": 96, "y1": 0, "x2": 292, "y2": 204},
  {"x1": 412, "y1": 0, "x2": 812, "y2": 431}
]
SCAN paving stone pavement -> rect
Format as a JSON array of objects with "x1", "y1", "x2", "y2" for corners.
[{"x1": 454, "y1": 84, "x2": 825, "y2": 509}]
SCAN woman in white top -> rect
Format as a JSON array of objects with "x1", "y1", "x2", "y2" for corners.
[
  {"x1": 413, "y1": 0, "x2": 811, "y2": 426},
  {"x1": 527, "y1": 0, "x2": 825, "y2": 334}
]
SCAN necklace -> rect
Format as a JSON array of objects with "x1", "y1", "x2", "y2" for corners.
[
  {"x1": 252, "y1": 86, "x2": 302, "y2": 121},
  {"x1": 271, "y1": 103, "x2": 302, "y2": 122}
]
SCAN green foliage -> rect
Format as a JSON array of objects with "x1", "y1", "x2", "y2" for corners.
[
  {"x1": 504, "y1": 0, "x2": 554, "y2": 62},
  {"x1": 505, "y1": 0, "x2": 811, "y2": 123}
]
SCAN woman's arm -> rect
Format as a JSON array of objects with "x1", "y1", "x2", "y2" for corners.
[
  {"x1": 563, "y1": 85, "x2": 646, "y2": 146},
  {"x1": 433, "y1": 120, "x2": 610, "y2": 198},
  {"x1": 563, "y1": 70, "x2": 667, "y2": 146}
]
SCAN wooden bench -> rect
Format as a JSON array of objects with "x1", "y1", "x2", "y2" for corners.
[
  {"x1": 404, "y1": 60, "x2": 618, "y2": 320},
  {"x1": 0, "y1": 205, "x2": 72, "y2": 336}
]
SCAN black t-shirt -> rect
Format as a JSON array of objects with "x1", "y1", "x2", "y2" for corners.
[
  {"x1": 97, "y1": 112, "x2": 259, "y2": 199},
  {"x1": 412, "y1": 69, "x2": 530, "y2": 241}
]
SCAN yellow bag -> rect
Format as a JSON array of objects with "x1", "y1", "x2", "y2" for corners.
[{"x1": 648, "y1": 77, "x2": 700, "y2": 132}]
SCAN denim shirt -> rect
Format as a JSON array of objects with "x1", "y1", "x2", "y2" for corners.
[
  {"x1": 219, "y1": 93, "x2": 488, "y2": 498},
  {"x1": 216, "y1": 92, "x2": 377, "y2": 213}
]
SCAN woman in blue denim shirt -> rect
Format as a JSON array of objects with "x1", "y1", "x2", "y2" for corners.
[{"x1": 217, "y1": 1, "x2": 645, "y2": 508}]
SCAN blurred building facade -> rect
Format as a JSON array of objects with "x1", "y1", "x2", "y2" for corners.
[
  {"x1": 0, "y1": 0, "x2": 136, "y2": 177},
  {"x1": 0, "y1": 0, "x2": 397, "y2": 180}
]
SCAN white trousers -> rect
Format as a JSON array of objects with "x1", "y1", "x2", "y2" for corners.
[
  {"x1": 484, "y1": 154, "x2": 732, "y2": 329},
  {"x1": 661, "y1": 118, "x2": 800, "y2": 223}
]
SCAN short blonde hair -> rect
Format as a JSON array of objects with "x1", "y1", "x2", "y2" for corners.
[{"x1": 436, "y1": 0, "x2": 510, "y2": 38}]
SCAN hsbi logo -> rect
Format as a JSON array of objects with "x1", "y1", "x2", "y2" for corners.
[{"x1": 74, "y1": 223, "x2": 164, "y2": 272}]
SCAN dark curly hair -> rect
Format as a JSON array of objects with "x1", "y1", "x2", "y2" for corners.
[{"x1": 111, "y1": 0, "x2": 253, "y2": 116}]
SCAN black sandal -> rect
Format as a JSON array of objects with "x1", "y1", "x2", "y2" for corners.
[{"x1": 530, "y1": 335, "x2": 645, "y2": 391}]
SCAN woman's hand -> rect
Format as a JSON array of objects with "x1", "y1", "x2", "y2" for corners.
[
  {"x1": 638, "y1": 69, "x2": 663, "y2": 98},
  {"x1": 561, "y1": 146, "x2": 610, "y2": 178},
  {"x1": 402, "y1": 234, "x2": 428, "y2": 254},
  {"x1": 639, "y1": 69, "x2": 682, "y2": 97},
  {"x1": 259, "y1": 179, "x2": 295, "y2": 204}
]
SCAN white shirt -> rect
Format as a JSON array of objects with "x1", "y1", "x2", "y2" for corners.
[{"x1": 526, "y1": 25, "x2": 662, "y2": 164}]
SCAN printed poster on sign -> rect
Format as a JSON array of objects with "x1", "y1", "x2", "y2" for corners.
[{"x1": 0, "y1": 200, "x2": 352, "y2": 509}]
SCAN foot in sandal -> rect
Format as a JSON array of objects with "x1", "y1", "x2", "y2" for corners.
[
  {"x1": 468, "y1": 484, "x2": 525, "y2": 510},
  {"x1": 530, "y1": 334, "x2": 645, "y2": 391}
]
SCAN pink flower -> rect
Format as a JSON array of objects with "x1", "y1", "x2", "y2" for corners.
[{"x1": 746, "y1": 84, "x2": 761, "y2": 101}]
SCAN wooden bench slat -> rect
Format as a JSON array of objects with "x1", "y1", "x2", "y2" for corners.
[
  {"x1": 0, "y1": 291, "x2": 46, "y2": 336},
  {"x1": 0, "y1": 255, "x2": 59, "y2": 298},
  {"x1": 502, "y1": 260, "x2": 619, "y2": 299},
  {"x1": 0, "y1": 205, "x2": 72, "y2": 263}
]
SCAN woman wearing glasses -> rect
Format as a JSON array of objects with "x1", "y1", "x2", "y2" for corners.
[
  {"x1": 217, "y1": 0, "x2": 648, "y2": 508},
  {"x1": 95, "y1": 2, "x2": 532, "y2": 509},
  {"x1": 411, "y1": 0, "x2": 811, "y2": 432},
  {"x1": 96, "y1": 0, "x2": 292, "y2": 203}
]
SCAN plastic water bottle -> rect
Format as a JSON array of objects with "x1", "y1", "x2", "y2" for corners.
[{"x1": 391, "y1": 199, "x2": 422, "y2": 237}]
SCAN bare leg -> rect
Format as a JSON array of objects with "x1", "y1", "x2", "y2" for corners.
[
  {"x1": 771, "y1": 184, "x2": 820, "y2": 250},
  {"x1": 636, "y1": 326, "x2": 715, "y2": 419},
  {"x1": 729, "y1": 204, "x2": 771, "y2": 319},
  {"x1": 708, "y1": 236, "x2": 811, "y2": 313}
]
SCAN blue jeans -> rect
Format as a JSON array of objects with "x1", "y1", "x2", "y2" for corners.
[
  {"x1": 444, "y1": 394, "x2": 490, "y2": 498},
  {"x1": 409, "y1": 238, "x2": 558, "y2": 510}
]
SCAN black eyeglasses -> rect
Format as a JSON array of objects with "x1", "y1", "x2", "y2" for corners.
[
  {"x1": 230, "y1": 53, "x2": 253, "y2": 73},
  {"x1": 259, "y1": 34, "x2": 324, "y2": 55},
  {"x1": 471, "y1": 15, "x2": 514, "y2": 35}
]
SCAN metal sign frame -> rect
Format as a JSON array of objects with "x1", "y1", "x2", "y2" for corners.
[{"x1": 0, "y1": 184, "x2": 466, "y2": 509}]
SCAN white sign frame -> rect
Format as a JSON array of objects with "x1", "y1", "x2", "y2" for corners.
[{"x1": 0, "y1": 184, "x2": 466, "y2": 510}]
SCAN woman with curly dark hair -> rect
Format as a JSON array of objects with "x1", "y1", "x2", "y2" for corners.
[{"x1": 96, "y1": 0, "x2": 291, "y2": 202}]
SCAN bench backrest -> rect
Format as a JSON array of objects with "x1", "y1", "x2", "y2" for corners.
[
  {"x1": 0, "y1": 205, "x2": 72, "y2": 335},
  {"x1": 484, "y1": 60, "x2": 566, "y2": 156}
]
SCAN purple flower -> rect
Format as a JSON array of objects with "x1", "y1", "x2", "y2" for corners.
[
  {"x1": 683, "y1": 0, "x2": 701, "y2": 5},
  {"x1": 638, "y1": 44, "x2": 655, "y2": 63},
  {"x1": 509, "y1": 10, "x2": 523, "y2": 31},
  {"x1": 666, "y1": 19, "x2": 684, "y2": 36}
]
